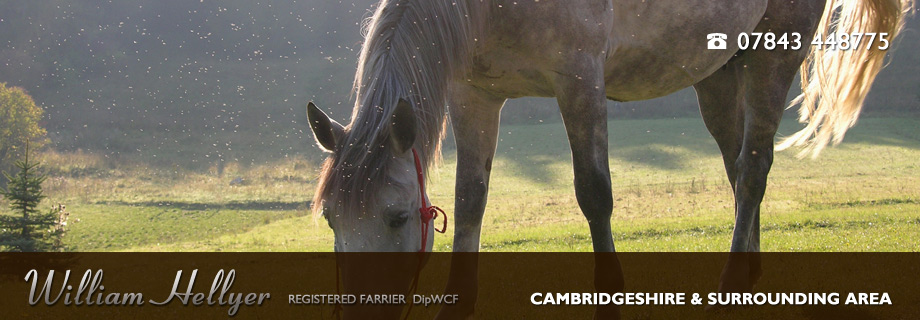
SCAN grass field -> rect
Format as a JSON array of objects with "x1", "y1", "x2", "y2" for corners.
[{"x1": 8, "y1": 116, "x2": 919, "y2": 252}]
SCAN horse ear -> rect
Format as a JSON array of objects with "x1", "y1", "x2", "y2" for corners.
[
  {"x1": 307, "y1": 102, "x2": 344, "y2": 152},
  {"x1": 388, "y1": 98, "x2": 417, "y2": 154}
]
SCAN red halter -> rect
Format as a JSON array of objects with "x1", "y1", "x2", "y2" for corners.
[
  {"x1": 412, "y1": 148, "x2": 447, "y2": 252},
  {"x1": 400, "y1": 148, "x2": 447, "y2": 320}
]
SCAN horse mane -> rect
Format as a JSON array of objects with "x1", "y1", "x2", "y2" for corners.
[{"x1": 313, "y1": 0, "x2": 480, "y2": 216}]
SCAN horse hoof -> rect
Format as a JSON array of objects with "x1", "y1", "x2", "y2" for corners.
[
  {"x1": 434, "y1": 304, "x2": 475, "y2": 320},
  {"x1": 718, "y1": 258, "x2": 754, "y2": 293},
  {"x1": 593, "y1": 304, "x2": 621, "y2": 320},
  {"x1": 704, "y1": 303, "x2": 728, "y2": 312},
  {"x1": 704, "y1": 303, "x2": 744, "y2": 313}
]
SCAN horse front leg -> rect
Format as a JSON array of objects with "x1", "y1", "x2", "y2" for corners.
[
  {"x1": 555, "y1": 55, "x2": 623, "y2": 320},
  {"x1": 436, "y1": 85, "x2": 504, "y2": 320}
]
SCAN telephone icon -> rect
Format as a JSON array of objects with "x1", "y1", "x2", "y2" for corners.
[{"x1": 707, "y1": 33, "x2": 727, "y2": 50}]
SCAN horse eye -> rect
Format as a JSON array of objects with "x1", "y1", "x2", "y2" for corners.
[{"x1": 385, "y1": 210, "x2": 409, "y2": 228}]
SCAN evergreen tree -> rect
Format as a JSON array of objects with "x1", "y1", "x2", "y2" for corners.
[{"x1": 0, "y1": 143, "x2": 64, "y2": 252}]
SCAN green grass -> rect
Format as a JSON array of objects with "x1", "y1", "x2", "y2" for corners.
[
  {"x1": 63, "y1": 204, "x2": 309, "y2": 251},
  {"x1": 7, "y1": 117, "x2": 917, "y2": 252}
]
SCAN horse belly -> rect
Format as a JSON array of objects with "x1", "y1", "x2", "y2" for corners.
[{"x1": 604, "y1": 0, "x2": 768, "y2": 101}]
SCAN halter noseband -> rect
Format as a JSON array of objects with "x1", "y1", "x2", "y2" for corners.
[{"x1": 397, "y1": 148, "x2": 448, "y2": 320}]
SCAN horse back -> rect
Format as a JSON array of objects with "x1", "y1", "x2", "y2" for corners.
[{"x1": 467, "y1": 0, "x2": 769, "y2": 101}]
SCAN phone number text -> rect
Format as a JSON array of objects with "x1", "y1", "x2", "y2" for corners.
[{"x1": 734, "y1": 32, "x2": 890, "y2": 51}]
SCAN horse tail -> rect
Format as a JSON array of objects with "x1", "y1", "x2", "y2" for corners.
[{"x1": 777, "y1": 0, "x2": 914, "y2": 158}]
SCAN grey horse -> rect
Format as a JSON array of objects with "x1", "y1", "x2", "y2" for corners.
[{"x1": 307, "y1": 0, "x2": 913, "y2": 318}]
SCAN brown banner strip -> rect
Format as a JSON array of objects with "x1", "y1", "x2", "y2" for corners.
[{"x1": 0, "y1": 253, "x2": 917, "y2": 319}]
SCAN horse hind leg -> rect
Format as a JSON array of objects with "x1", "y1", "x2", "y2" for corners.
[
  {"x1": 695, "y1": 1, "x2": 821, "y2": 294},
  {"x1": 720, "y1": 51, "x2": 795, "y2": 294},
  {"x1": 555, "y1": 54, "x2": 623, "y2": 319},
  {"x1": 693, "y1": 57, "x2": 755, "y2": 291}
]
